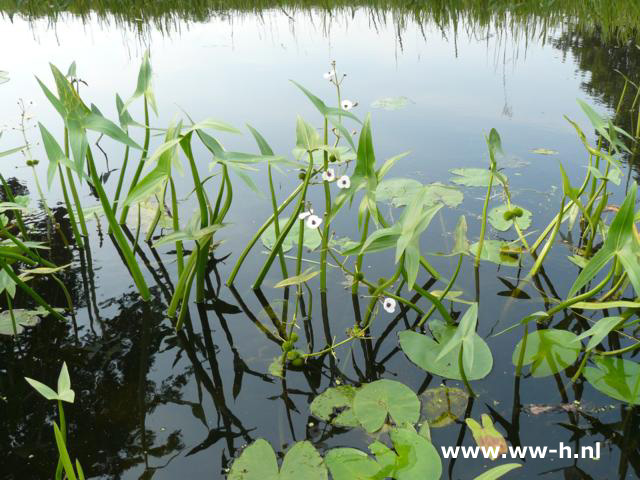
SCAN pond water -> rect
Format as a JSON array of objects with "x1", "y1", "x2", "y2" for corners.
[{"x1": 1, "y1": 3, "x2": 640, "y2": 480}]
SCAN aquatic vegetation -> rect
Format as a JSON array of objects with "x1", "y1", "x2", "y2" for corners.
[{"x1": 2, "y1": 43, "x2": 640, "y2": 478}]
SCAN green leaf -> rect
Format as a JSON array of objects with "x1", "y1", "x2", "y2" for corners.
[
  {"x1": 435, "y1": 303, "x2": 479, "y2": 373},
  {"x1": 376, "y1": 180, "x2": 463, "y2": 208},
  {"x1": 376, "y1": 151, "x2": 410, "y2": 180},
  {"x1": 53, "y1": 423, "x2": 78, "y2": 480},
  {"x1": 268, "y1": 355, "x2": 284, "y2": 379},
  {"x1": 274, "y1": 268, "x2": 320, "y2": 288},
  {"x1": 531, "y1": 148, "x2": 557, "y2": 155},
  {"x1": 0, "y1": 70, "x2": 8, "y2": 85},
  {"x1": 469, "y1": 240, "x2": 521, "y2": 266},
  {"x1": 584, "y1": 357, "x2": 640, "y2": 404},
  {"x1": 573, "y1": 316, "x2": 623, "y2": 351},
  {"x1": 399, "y1": 321, "x2": 493, "y2": 381},
  {"x1": 371, "y1": 96, "x2": 412, "y2": 110},
  {"x1": 84, "y1": 112, "x2": 141, "y2": 150},
  {"x1": 451, "y1": 216, "x2": 470, "y2": 255},
  {"x1": 290, "y1": 81, "x2": 361, "y2": 124},
  {"x1": 353, "y1": 379, "x2": 420, "y2": 433},
  {"x1": 450, "y1": 168, "x2": 492, "y2": 187},
  {"x1": 474, "y1": 463, "x2": 522, "y2": 480},
  {"x1": 465, "y1": 414, "x2": 508, "y2": 460},
  {"x1": 310, "y1": 386, "x2": 359, "y2": 427},
  {"x1": 0, "y1": 307, "x2": 52, "y2": 335},
  {"x1": 0, "y1": 270, "x2": 16, "y2": 298},
  {"x1": 228, "y1": 439, "x2": 327, "y2": 480},
  {"x1": 512, "y1": 329, "x2": 580, "y2": 377},
  {"x1": 488, "y1": 204, "x2": 532, "y2": 232},
  {"x1": 57, "y1": 362, "x2": 74, "y2": 403},
  {"x1": 295, "y1": 116, "x2": 322, "y2": 152},
  {"x1": 325, "y1": 448, "x2": 381, "y2": 480},
  {"x1": 123, "y1": 50, "x2": 157, "y2": 115},
  {"x1": 261, "y1": 217, "x2": 322, "y2": 253},
  {"x1": 25, "y1": 377, "x2": 59, "y2": 401}
]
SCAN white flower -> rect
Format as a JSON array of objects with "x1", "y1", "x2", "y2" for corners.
[
  {"x1": 323, "y1": 71, "x2": 336, "y2": 81},
  {"x1": 336, "y1": 175, "x2": 351, "y2": 189},
  {"x1": 341, "y1": 99, "x2": 356, "y2": 110},
  {"x1": 306, "y1": 214, "x2": 322, "y2": 229},
  {"x1": 298, "y1": 208, "x2": 313, "y2": 220},
  {"x1": 322, "y1": 168, "x2": 336, "y2": 182},
  {"x1": 382, "y1": 297, "x2": 397, "y2": 313}
]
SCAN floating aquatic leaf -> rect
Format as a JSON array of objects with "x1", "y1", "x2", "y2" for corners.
[
  {"x1": 465, "y1": 414, "x2": 508, "y2": 460},
  {"x1": 469, "y1": 240, "x2": 521, "y2": 266},
  {"x1": 531, "y1": 148, "x2": 558, "y2": 155},
  {"x1": 325, "y1": 448, "x2": 381, "y2": 479},
  {"x1": 512, "y1": 329, "x2": 580, "y2": 377},
  {"x1": 399, "y1": 320, "x2": 493, "y2": 381},
  {"x1": 274, "y1": 268, "x2": 320, "y2": 288},
  {"x1": 0, "y1": 307, "x2": 53, "y2": 335},
  {"x1": 228, "y1": 439, "x2": 327, "y2": 480},
  {"x1": 450, "y1": 168, "x2": 492, "y2": 187},
  {"x1": 371, "y1": 96, "x2": 412, "y2": 110},
  {"x1": 0, "y1": 71, "x2": 8, "y2": 85},
  {"x1": 353, "y1": 379, "x2": 420, "y2": 433},
  {"x1": 584, "y1": 357, "x2": 640, "y2": 404},
  {"x1": 310, "y1": 385, "x2": 359, "y2": 427},
  {"x1": 369, "y1": 426, "x2": 442, "y2": 480},
  {"x1": 488, "y1": 204, "x2": 532, "y2": 231},
  {"x1": 421, "y1": 386, "x2": 469, "y2": 428},
  {"x1": 261, "y1": 217, "x2": 322, "y2": 253}
]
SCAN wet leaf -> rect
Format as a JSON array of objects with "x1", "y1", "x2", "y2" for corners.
[
  {"x1": 465, "y1": 414, "x2": 508, "y2": 460},
  {"x1": 0, "y1": 307, "x2": 58, "y2": 335},
  {"x1": 512, "y1": 329, "x2": 580, "y2": 377},
  {"x1": 572, "y1": 316, "x2": 623, "y2": 351},
  {"x1": 268, "y1": 355, "x2": 284, "y2": 378},
  {"x1": 421, "y1": 386, "x2": 469, "y2": 428},
  {"x1": 469, "y1": 240, "x2": 521, "y2": 266},
  {"x1": 353, "y1": 379, "x2": 420, "y2": 433},
  {"x1": 488, "y1": 204, "x2": 532, "y2": 232},
  {"x1": 274, "y1": 268, "x2": 320, "y2": 288},
  {"x1": 261, "y1": 217, "x2": 322, "y2": 253},
  {"x1": 228, "y1": 439, "x2": 327, "y2": 480},
  {"x1": 310, "y1": 386, "x2": 359, "y2": 427},
  {"x1": 325, "y1": 448, "x2": 381, "y2": 479},
  {"x1": 450, "y1": 168, "x2": 492, "y2": 187},
  {"x1": 531, "y1": 148, "x2": 558, "y2": 155},
  {"x1": 584, "y1": 357, "x2": 640, "y2": 404},
  {"x1": 399, "y1": 320, "x2": 493, "y2": 380},
  {"x1": 371, "y1": 96, "x2": 412, "y2": 110}
]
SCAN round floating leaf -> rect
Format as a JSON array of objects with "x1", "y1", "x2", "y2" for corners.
[
  {"x1": 228, "y1": 439, "x2": 327, "y2": 480},
  {"x1": 310, "y1": 386, "x2": 359, "y2": 427},
  {"x1": 353, "y1": 379, "x2": 420, "y2": 433},
  {"x1": 584, "y1": 357, "x2": 640, "y2": 404},
  {"x1": 512, "y1": 329, "x2": 580, "y2": 378},
  {"x1": 370, "y1": 426, "x2": 442, "y2": 480},
  {"x1": 469, "y1": 240, "x2": 521, "y2": 266},
  {"x1": 371, "y1": 96, "x2": 412, "y2": 110},
  {"x1": 421, "y1": 386, "x2": 469, "y2": 428},
  {"x1": 376, "y1": 179, "x2": 463, "y2": 208},
  {"x1": 450, "y1": 168, "x2": 492, "y2": 187},
  {"x1": 261, "y1": 217, "x2": 322, "y2": 253},
  {"x1": 399, "y1": 323, "x2": 493, "y2": 380},
  {"x1": 0, "y1": 307, "x2": 53, "y2": 335},
  {"x1": 325, "y1": 448, "x2": 381, "y2": 479},
  {"x1": 531, "y1": 148, "x2": 558, "y2": 155},
  {"x1": 488, "y1": 204, "x2": 532, "y2": 232}
]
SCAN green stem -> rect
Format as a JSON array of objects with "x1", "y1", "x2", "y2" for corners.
[
  {"x1": 459, "y1": 344, "x2": 476, "y2": 397},
  {"x1": 528, "y1": 196, "x2": 565, "y2": 278},
  {"x1": 268, "y1": 163, "x2": 288, "y2": 280},
  {"x1": 417, "y1": 253, "x2": 462, "y2": 328},
  {"x1": 320, "y1": 117, "x2": 331, "y2": 292},
  {"x1": 169, "y1": 178, "x2": 184, "y2": 276},
  {"x1": 475, "y1": 169, "x2": 494, "y2": 267}
]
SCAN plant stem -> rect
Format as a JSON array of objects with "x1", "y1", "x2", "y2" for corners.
[
  {"x1": 475, "y1": 170, "x2": 494, "y2": 267},
  {"x1": 320, "y1": 116, "x2": 331, "y2": 292}
]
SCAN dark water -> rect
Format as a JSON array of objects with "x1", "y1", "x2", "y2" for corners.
[{"x1": 1, "y1": 4, "x2": 640, "y2": 480}]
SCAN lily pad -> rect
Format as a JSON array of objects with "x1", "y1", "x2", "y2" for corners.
[
  {"x1": 371, "y1": 96, "x2": 412, "y2": 110},
  {"x1": 325, "y1": 448, "x2": 381, "y2": 480},
  {"x1": 310, "y1": 386, "x2": 359, "y2": 427},
  {"x1": 469, "y1": 240, "x2": 521, "y2": 266},
  {"x1": 421, "y1": 386, "x2": 469, "y2": 428},
  {"x1": 376, "y1": 179, "x2": 463, "y2": 208},
  {"x1": 0, "y1": 307, "x2": 57, "y2": 335},
  {"x1": 584, "y1": 356, "x2": 640, "y2": 404},
  {"x1": 399, "y1": 320, "x2": 493, "y2": 380},
  {"x1": 450, "y1": 168, "x2": 492, "y2": 187},
  {"x1": 228, "y1": 439, "x2": 327, "y2": 480},
  {"x1": 531, "y1": 148, "x2": 558, "y2": 155},
  {"x1": 353, "y1": 379, "x2": 420, "y2": 433},
  {"x1": 512, "y1": 329, "x2": 580, "y2": 378},
  {"x1": 261, "y1": 217, "x2": 322, "y2": 253},
  {"x1": 488, "y1": 204, "x2": 532, "y2": 231}
]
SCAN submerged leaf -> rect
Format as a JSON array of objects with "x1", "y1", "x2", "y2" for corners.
[
  {"x1": 261, "y1": 217, "x2": 322, "y2": 253},
  {"x1": 584, "y1": 357, "x2": 640, "y2": 404},
  {"x1": 512, "y1": 329, "x2": 580, "y2": 377},
  {"x1": 310, "y1": 386, "x2": 359, "y2": 428},
  {"x1": 465, "y1": 414, "x2": 508, "y2": 460},
  {"x1": 421, "y1": 386, "x2": 469, "y2": 428},
  {"x1": 371, "y1": 96, "x2": 412, "y2": 110}
]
